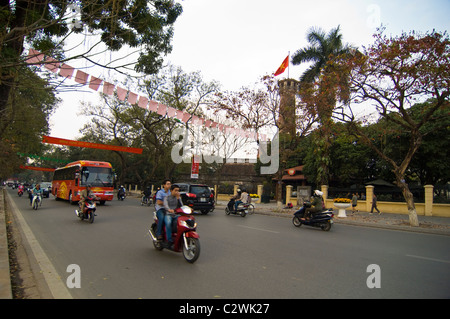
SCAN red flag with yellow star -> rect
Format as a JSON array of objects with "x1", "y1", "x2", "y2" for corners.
[{"x1": 274, "y1": 55, "x2": 289, "y2": 76}]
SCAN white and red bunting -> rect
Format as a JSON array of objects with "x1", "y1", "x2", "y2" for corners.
[{"x1": 25, "y1": 49, "x2": 258, "y2": 141}]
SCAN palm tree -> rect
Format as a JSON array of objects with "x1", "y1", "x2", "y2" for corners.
[
  {"x1": 292, "y1": 25, "x2": 351, "y2": 83},
  {"x1": 292, "y1": 25, "x2": 351, "y2": 186}
]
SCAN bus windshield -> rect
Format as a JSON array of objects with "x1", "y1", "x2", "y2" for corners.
[{"x1": 80, "y1": 166, "x2": 114, "y2": 187}]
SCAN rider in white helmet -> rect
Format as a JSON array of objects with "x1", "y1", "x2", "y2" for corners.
[{"x1": 302, "y1": 190, "x2": 324, "y2": 220}]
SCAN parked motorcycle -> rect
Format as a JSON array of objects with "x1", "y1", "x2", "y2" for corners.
[
  {"x1": 148, "y1": 206, "x2": 200, "y2": 263},
  {"x1": 75, "y1": 196, "x2": 96, "y2": 223},
  {"x1": 292, "y1": 201, "x2": 334, "y2": 231},
  {"x1": 32, "y1": 195, "x2": 42, "y2": 210},
  {"x1": 225, "y1": 198, "x2": 250, "y2": 217}
]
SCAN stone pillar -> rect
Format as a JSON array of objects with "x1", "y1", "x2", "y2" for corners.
[
  {"x1": 321, "y1": 185, "x2": 329, "y2": 208},
  {"x1": 286, "y1": 185, "x2": 293, "y2": 205},
  {"x1": 233, "y1": 184, "x2": 239, "y2": 195},
  {"x1": 366, "y1": 185, "x2": 374, "y2": 212},
  {"x1": 257, "y1": 184, "x2": 263, "y2": 204},
  {"x1": 424, "y1": 185, "x2": 433, "y2": 216}
]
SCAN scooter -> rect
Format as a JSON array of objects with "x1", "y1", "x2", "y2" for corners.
[
  {"x1": 118, "y1": 191, "x2": 126, "y2": 201},
  {"x1": 225, "y1": 198, "x2": 249, "y2": 217},
  {"x1": 141, "y1": 195, "x2": 153, "y2": 206},
  {"x1": 148, "y1": 206, "x2": 200, "y2": 263},
  {"x1": 32, "y1": 195, "x2": 42, "y2": 210},
  {"x1": 75, "y1": 196, "x2": 96, "y2": 223},
  {"x1": 18, "y1": 188, "x2": 24, "y2": 197},
  {"x1": 292, "y1": 202, "x2": 334, "y2": 231}
]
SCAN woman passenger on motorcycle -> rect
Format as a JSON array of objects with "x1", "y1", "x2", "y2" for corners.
[
  {"x1": 235, "y1": 189, "x2": 249, "y2": 211},
  {"x1": 231, "y1": 189, "x2": 242, "y2": 211},
  {"x1": 155, "y1": 180, "x2": 171, "y2": 240},
  {"x1": 163, "y1": 184, "x2": 183, "y2": 245},
  {"x1": 302, "y1": 190, "x2": 324, "y2": 221}
]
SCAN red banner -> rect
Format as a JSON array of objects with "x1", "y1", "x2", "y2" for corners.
[
  {"x1": 20, "y1": 165, "x2": 55, "y2": 172},
  {"x1": 190, "y1": 155, "x2": 200, "y2": 179},
  {"x1": 42, "y1": 135, "x2": 143, "y2": 154}
]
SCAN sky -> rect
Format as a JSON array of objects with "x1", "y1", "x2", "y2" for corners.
[{"x1": 48, "y1": 0, "x2": 450, "y2": 140}]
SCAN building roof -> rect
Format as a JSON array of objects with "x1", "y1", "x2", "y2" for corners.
[{"x1": 271, "y1": 165, "x2": 307, "y2": 181}]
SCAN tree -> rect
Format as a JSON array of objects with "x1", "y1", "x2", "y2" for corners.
[
  {"x1": 79, "y1": 65, "x2": 219, "y2": 185},
  {"x1": 292, "y1": 25, "x2": 351, "y2": 83},
  {"x1": 1, "y1": 0, "x2": 182, "y2": 139},
  {"x1": 292, "y1": 26, "x2": 351, "y2": 185},
  {"x1": 211, "y1": 75, "x2": 318, "y2": 206},
  {"x1": 0, "y1": 67, "x2": 59, "y2": 179},
  {"x1": 331, "y1": 29, "x2": 450, "y2": 226}
]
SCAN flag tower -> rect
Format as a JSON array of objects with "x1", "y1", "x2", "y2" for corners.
[{"x1": 274, "y1": 54, "x2": 298, "y2": 136}]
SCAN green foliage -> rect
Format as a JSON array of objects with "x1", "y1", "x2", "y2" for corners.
[{"x1": 0, "y1": 67, "x2": 59, "y2": 180}]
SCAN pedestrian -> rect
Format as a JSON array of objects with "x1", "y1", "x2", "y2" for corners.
[
  {"x1": 351, "y1": 193, "x2": 358, "y2": 214},
  {"x1": 370, "y1": 193, "x2": 381, "y2": 214}
]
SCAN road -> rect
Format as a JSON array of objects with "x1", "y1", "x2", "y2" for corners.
[{"x1": 6, "y1": 188, "x2": 450, "y2": 299}]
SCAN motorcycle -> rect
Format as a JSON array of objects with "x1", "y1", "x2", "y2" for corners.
[
  {"x1": 32, "y1": 195, "x2": 42, "y2": 210},
  {"x1": 75, "y1": 196, "x2": 96, "y2": 223},
  {"x1": 225, "y1": 198, "x2": 250, "y2": 217},
  {"x1": 18, "y1": 188, "x2": 24, "y2": 197},
  {"x1": 118, "y1": 190, "x2": 126, "y2": 201},
  {"x1": 141, "y1": 195, "x2": 153, "y2": 206},
  {"x1": 292, "y1": 201, "x2": 334, "y2": 231},
  {"x1": 148, "y1": 205, "x2": 200, "y2": 263}
]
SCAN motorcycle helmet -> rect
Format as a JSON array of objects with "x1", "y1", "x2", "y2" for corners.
[{"x1": 314, "y1": 190, "x2": 323, "y2": 196}]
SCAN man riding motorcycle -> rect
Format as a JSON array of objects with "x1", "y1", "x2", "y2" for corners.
[
  {"x1": 302, "y1": 190, "x2": 324, "y2": 221},
  {"x1": 118, "y1": 185, "x2": 126, "y2": 199},
  {"x1": 155, "y1": 180, "x2": 171, "y2": 240},
  {"x1": 162, "y1": 184, "x2": 183, "y2": 245},
  {"x1": 79, "y1": 184, "x2": 99, "y2": 213}
]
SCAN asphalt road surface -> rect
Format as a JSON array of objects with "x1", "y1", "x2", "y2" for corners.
[{"x1": 7, "y1": 189, "x2": 450, "y2": 299}]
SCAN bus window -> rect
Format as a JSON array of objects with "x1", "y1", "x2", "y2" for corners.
[
  {"x1": 81, "y1": 167, "x2": 90, "y2": 184},
  {"x1": 80, "y1": 166, "x2": 113, "y2": 187}
]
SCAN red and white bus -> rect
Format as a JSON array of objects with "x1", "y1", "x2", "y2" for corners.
[{"x1": 52, "y1": 160, "x2": 114, "y2": 204}]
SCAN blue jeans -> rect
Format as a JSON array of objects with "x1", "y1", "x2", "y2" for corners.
[
  {"x1": 156, "y1": 209, "x2": 178, "y2": 242},
  {"x1": 156, "y1": 208, "x2": 166, "y2": 238},
  {"x1": 164, "y1": 214, "x2": 178, "y2": 242}
]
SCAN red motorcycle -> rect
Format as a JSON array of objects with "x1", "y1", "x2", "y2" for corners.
[{"x1": 149, "y1": 206, "x2": 200, "y2": 263}]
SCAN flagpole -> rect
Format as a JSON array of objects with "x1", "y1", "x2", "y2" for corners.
[{"x1": 287, "y1": 51, "x2": 290, "y2": 79}]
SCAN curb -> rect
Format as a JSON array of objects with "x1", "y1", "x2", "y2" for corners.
[{"x1": 0, "y1": 188, "x2": 12, "y2": 299}]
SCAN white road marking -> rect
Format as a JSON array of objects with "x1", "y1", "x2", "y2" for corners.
[
  {"x1": 237, "y1": 225, "x2": 279, "y2": 234},
  {"x1": 406, "y1": 254, "x2": 450, "y2": 264}
]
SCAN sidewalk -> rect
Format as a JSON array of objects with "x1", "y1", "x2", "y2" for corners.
[
  {"x1": 216, "y1": 200, "x2": 450, "y2": 236},
  {"x1": 0, "y1": 188, "x2": 12, "y2": 299}
]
